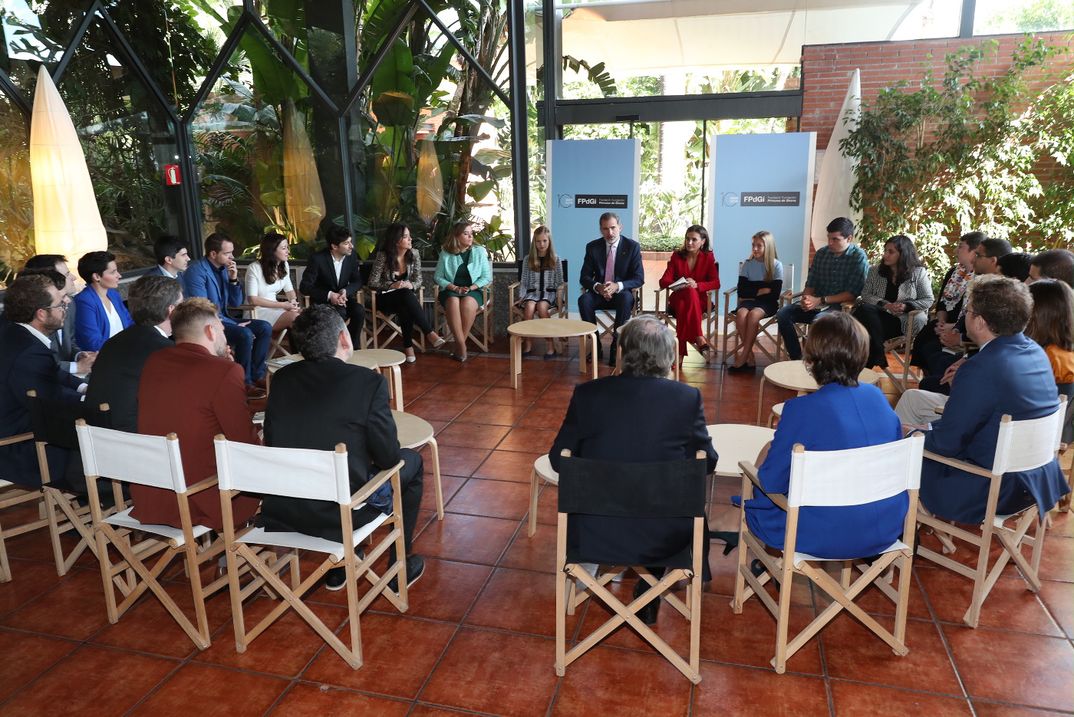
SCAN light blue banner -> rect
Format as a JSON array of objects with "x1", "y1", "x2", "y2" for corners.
[
  {"x1": 546, "y1": 139, "x2": 640, "y2": 307},
  {"x1": 707, "y1": 133, "x2": 816, "y2": 295}
]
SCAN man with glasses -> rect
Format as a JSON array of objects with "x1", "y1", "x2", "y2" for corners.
[
  {"x1": 299, "y1": 225, "x2": 367, "y2": 348},
  {"x1": 0, "y1": 273, "x2": 86, "y2": 488},
  {"x1": 20, "y1": 254, "x2": 96, "y2": 375}
]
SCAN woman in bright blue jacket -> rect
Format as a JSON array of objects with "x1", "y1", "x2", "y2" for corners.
[
  {"x1": 434, "y1": 221, "x2": 492, "y2": 362},
  {"x1": 73, "y1": 251, "x2": 132, "y2": 351},
  {"x1": 745, "y1": 311, "x2": 906, "y2": 558}
]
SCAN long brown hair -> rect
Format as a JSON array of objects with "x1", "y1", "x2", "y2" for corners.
[
  {"x1": 381, "y1": 223, "x2": 412, "y2": 273},
  {"x1": 527, "y1": 225, "x2": 558, "y2": 271},
  {"x1": 676, "y1": 225, "x2": 711, "y2": 258},
  {"x1": 1027, "y1": 279, "x2": 1074, "y2": 352},
  {"x1": 258, "y1": 232, "x2": 288, "y2": 284},
  {"x1": 441, "y1": 221, "x2": 473, "y2": 255}
]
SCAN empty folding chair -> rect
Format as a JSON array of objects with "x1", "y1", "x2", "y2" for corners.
[{"x1": 0, "y1": 431, "x2": 42, "y2": 583}]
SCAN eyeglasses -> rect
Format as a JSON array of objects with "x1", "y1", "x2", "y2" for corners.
[{"x1": 40, "y1": 303, "x2": 68, "y2": 313}]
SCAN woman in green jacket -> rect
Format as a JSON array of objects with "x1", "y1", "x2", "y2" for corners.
[{"x1": 434, "y1": 221, "x2": 492, "y2": 362}]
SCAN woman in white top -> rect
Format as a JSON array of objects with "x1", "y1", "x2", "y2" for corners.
[{"x1": 245, "y1": 232, "x2": 300, "y2": 331}]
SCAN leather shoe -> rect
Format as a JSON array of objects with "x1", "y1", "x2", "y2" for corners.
[
  {"x1": 245, "y1": 384, "x2": 267, "y2": 399},
  {"x1": 608, "y1": 334, "x2": 618, "y2": 367},
  {"x1": 632, "y1": 578, "x2": 660, "y2": 625}
]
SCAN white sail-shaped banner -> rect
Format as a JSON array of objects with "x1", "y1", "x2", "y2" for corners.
[{"x1": 811, "y1": 68, "x2": 862, "y2": 249}]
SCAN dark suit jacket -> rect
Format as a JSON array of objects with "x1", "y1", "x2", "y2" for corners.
[
  {"x1": 579, "y1": 236, "x2": 644, "y2": 293},
  {"x1": 85, "y1": 325, "x2": 172, "y2": 432},
  {"x1": 922, "y1": 333, "x2": 1069, "y2": 523},
  {"x1": 299, "y1": 249, "x2": 363, "y2": 305},
  {"x1": 181, "y1": 258, "x2": 245, "y2": 326},
  {"x1": 133, "y1": 343, "x2": 260, "y2": 530},
  {"x1": 550, "y1": 374, "x2": 717, "y2": 566},
  {"x1": 746, "y1": 383, "x2": 906, "y2": 558},
  {"x1": 261, "y1": 357, "x2": 399, "y2": 539},
  {"x1": 51, "y1": 304, "x2": 83, "y2": 374},
  {"x1": 0, "y1": 322, "x2": 83, "y2": 487},
  {"x1": 73, "y1": 287, "x2": 133, "y2": 351}
]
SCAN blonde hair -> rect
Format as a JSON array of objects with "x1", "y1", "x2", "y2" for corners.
[
  {"x1": 751, "y1": 231, "x2": 778, "y2": 281},
  {"x1": 527, "y1": 225, "x2": 558, "y2": 271},
  {"x1": 170, "y1": 297, "x2": 220, "y2": 341},
  {"x1": 441, "y1": 221, "x2": 473, "y2": 255}
]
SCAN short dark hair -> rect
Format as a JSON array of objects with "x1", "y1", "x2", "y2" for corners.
[
  {"x1": 17, "y1": 267, "x2": 65, "y2": 290},
  {"x1": 968, "y1": 275, "x2": 1031, "y2": 336},
  {"x1": 1026, "y1": 279, "x2": 1074, "y2": 352},
  {"x1": 170, "y1": 297, "x2": 220, "y2": 341},
  {"x1": 826, "y1": 217, "x2": 855, "y2": 238},
  {"x1": 1030, "y1": 249, "x2": 1074, "y2": 288},
  {"x1": 325, "y1": 224, "x2": 352, "y2": 248},
  {"x1": 804, "y1": 311, "x2": 869, "y2": 387},
  {"x1": 959, "y1": 231, "x2": 987, "y2": 251},
  {"x1": 978, "y1": 237, "x2": 1012, "y2": 259},
  {"x1": 23, "y1": 254, "x2": 67, "y2": 271},
  {"x1": 291, "y1": 305, "x2": 346, "y2": 360},
  {"x1": 998, "y1": 252, "x2": 1032, "y2": 282},
  {"x1": 599, "y1": 212, "x2": 620, "y2": 226},
  {"x1": 4, "y1": 273, "x2": 54, "y2": 324},
  {"x1": 128, "y1": 275, "x2": 182, "y2": 326},
  {"x1": 204, "y1": 232, "x2": 230, "y2": 255},
  {"x1": 76, "y1": 251, "x2": 116, "y2": 284},
  {"x1": 153, "y1": 235, "x2": 187, "y2": 265}
]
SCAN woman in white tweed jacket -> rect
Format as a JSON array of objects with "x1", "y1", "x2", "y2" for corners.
[{"x1": 852, "y1": 235, "x2": 933, "y2": 368}]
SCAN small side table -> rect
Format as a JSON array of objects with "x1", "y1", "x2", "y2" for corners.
[
  {"x1": 350, "y1": 349, "x2": 406, "y2": 411},
  {"x1": 393, "y1": 410, "x2": 443, "y2": 520}
]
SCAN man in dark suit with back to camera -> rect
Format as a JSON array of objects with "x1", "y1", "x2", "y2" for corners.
[
  {"x1": 86, "y1": 275, "x2": 180, "y2": 432},
  {"x1": 262, "y1": 304, "x2": 425, "y2": 592},
  {"x1": 299, "y1": 225, "x2": 366, "y2": 349},
  {"x1": 550, "y1": 315, "x2": 718, "y2": 623},
  {"x1": 21, "y1": 254, "x2": 96, "y2": 375},
  {"x1": 577, "y1": 212, "x2": 644, "y2": 366},
  {"x1": 0, "y1": 273, "x2": 85, "y2": 488}
]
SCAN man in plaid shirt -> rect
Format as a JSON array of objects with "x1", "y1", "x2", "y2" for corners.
[{"x1": 775, "y1": 217, "x2": 869, "y2": 360}]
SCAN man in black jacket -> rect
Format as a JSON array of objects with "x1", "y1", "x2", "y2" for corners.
[
  {"x1": 299, "y1": 225, "x2": 366, "y2": 348},
  {"x1": 262, "y1": 305, "x2": 423, "y2": 591},
  {"x1": 85, "y1": 275, "x2": 180, "y2": 432}
]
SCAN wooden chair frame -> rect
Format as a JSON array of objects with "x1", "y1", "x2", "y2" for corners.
[
  {"x1": 554, "y1": 449, "x2": 707, "y2": 684},
  {"x1": 0, "y1": 432, "x2": 43, "y2": 583},
  {"x1": 653, "y1": 286, "x2": 719, "y2": 359},
  {"x1": 76, "y1": 420, "x2": 234, "y2": 650},
  {"x1": 731, "y1": 436, "x2": 924, "y2": 674},
  {"x1": 365, "y1": 286, "x2": 427, "y2": 351},
  {"x1": 721, "y1": 264, "x2": 796, "y2": 366},
  {"x1": 877, "y1": 308, "x2": 925, "y2": 395},
  {"x1": 215, "y1": 437, "x2": 408, "y2": 669},
  {"x1": 915, "y1": 403, "x2": 1065, "y2": 628},
  {"x1": 432, "y1": 285, "x2": 494, "y2": 353}
]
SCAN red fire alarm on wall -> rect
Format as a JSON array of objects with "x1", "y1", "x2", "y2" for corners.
[{"x1": 164, "y1": 164, "x2": 182, "y2": 186}]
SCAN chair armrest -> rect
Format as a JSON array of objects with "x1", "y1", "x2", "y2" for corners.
[
  {"x1": 0, "y1": 432, "x2": 33, "y2": 447},
  {"x1": 348, "y1": 459, "x2": 406, "y2": 507},
  {"x1": 653, "y1": 287, "x2": 666, "y2": 313},
  {"x1": 922, "y1": 449, "x2": 995, "y2": 479},
  {"x1": 186, "y1": 476, "x2": 219, "y2": 495},
  {"x1": 507, "y1": 281, "x2": 519, "y2": 306},
  {"x1": 739, "y1": 461, "x2": 788, "y2": 510}
]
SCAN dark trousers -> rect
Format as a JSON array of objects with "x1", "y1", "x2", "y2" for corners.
[
  {"x1": 354, "y1": 448, "x2": 424, "y2": 555},
  {"x1": 852, "y1": 303, "x2": 903, "y2": 368},
  {"x1": 910, "y1": 319, "x2": 943, "y2": 369},
  {"x1": 578, "y1": 289, "x2": 634, "y2": 333},
  {"x1": 775, "y1": 303, "x2": 830, "y2": 360},
  {"x1": 919, "y1": 351, "x2": 962, "y2": 394},
  {"x1": 376, "y1": 290, "x2": 432, "y2": 348},
  {"x1": 224, "y1": 319, "x2": 271, "y2": 383}
]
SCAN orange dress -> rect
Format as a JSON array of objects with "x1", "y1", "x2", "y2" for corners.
[{"x1": 658, "y1": 251, "x2": 720, "y2": 357}]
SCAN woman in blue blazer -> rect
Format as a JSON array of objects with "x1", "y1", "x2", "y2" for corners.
[
  {"x1": 434, "y1": 221, "x2": 492, "y2": 362},
  {"x1": 745, "y1": 312, "x2": 906, "y2": 558},
  {"x1": 74, "y1": 251, "x2": 133, "y2": 352}
]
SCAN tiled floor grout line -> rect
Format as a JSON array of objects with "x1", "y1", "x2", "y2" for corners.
[{"x1": 911, "y1": 565, "x2": 978, "y2": 716}]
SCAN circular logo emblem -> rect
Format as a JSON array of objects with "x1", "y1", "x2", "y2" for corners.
[
  {"x1": 558, "y1": 194, "x2": 574, "y2": 208},
  {"x1": 721, "y1": 192, "x2": 739, "y2": 207}
]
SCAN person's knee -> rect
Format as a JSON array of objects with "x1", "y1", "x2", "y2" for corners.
[{"x1": 230, "y1": 326, "x2": 254, "y2": 350}]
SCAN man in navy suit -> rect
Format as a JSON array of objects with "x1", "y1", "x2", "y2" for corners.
[
  {"x1": 918, "y1": 276, "x2": 1069, "y2": 523},
  {"x1": 577, "y1": 212, "x2": 644, "y2": 366},
  {"x1": 0, "y1": 274, "x2": 85, "y2": 487},
  {"x1": 148, "y1": 235, "x2": 190, "y2": 279},
  {"x1": 550, "y1": 316, "x2": 717, "y2": 623},
  {"x1": 182, "y1": 233, "x2": 271, "y2": 397},
  {"x1": 19, "y1": 256, "x2": 96, "y2": 376},
  {"x1": 299, "y1": 225, "x2": 366, "y2": 348}
]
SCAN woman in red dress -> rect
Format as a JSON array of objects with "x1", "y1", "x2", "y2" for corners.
[{"x1": 658, "y1": 225, "x2": 720, "y2": 361}]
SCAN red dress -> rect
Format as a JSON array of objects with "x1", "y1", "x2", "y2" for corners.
[{"x1": 658, "y1": 251, "x2": 720, "y2": 357}]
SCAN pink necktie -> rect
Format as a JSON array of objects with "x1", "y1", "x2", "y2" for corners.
[{"x1": 604, "y1": 243, "x2": 615, "y2": 284}]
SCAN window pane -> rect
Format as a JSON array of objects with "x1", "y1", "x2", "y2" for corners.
[
  {"x1": 0, "y1": 92, "x2": 31, "y2": 282},
  {"x1": 0, "y1": 0, "x2": 83, "y2": 95},
  {"x1": 973, "y1": 0, "x2": 1074, "y2": 33}
]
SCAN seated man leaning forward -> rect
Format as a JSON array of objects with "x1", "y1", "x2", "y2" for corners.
[
  {"x1": 134, "y1": 297, "x2": 261, "y2": 531},
  {"x1": 744, "y1": 312, "x2": 905, "y2": 559},
  {"x1": 775, "y1": 216, "x2": 869, "y2": 361},
  {"x1": 550, "y1": 315, "x2": 718, "y2": 624},
  {"x1": 913, "y1": 275, "x2": 1069, "y2": 524},
  {"x1": 261, "y1": 305, "x2": 425, "y2": 592}
]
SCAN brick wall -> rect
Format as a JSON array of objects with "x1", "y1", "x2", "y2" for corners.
[{"x1": 800, "y1": 32, "x2": 1074, "y2": 151}]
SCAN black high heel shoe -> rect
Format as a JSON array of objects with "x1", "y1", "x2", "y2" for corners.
[{"x1": 707, "y1": 530, "x2": 739, "y2": 556}]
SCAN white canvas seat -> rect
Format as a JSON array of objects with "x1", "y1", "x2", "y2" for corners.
[
  {"x1": 732, "y1": 434, "x2": 924, "y2": 674},
  {"x1": 916, "y1": 400, "x2": 1065, "y2": 627},
  {"x1": 215, "y1": 437, "x2": 409, "y2": 669}
]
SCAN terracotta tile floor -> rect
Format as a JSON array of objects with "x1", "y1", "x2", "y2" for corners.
[{"x1": 2, "y1": 340, "x2": 1072, "y2": 716}]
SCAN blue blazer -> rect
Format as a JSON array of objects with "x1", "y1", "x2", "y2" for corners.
[
  {"x1": 73, "y1": 287, "x2": 133, "y2": 352},
  {"x1": 181, "y1": 258, "x2": 244, "y2": 325},
  {"x1": 579, "y1": 236, "x2": 644, "y2": 293},
  {"x1": 746, "y1": 383, "x2": 906, "y2": 559},
  {"x1": 922, "y1": 333, "x2": 1068, "y2": 523}
]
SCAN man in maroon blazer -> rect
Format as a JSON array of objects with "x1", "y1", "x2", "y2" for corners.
[{"x1": 133, "y1": 297, "x2": 260, "y2": 530}]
